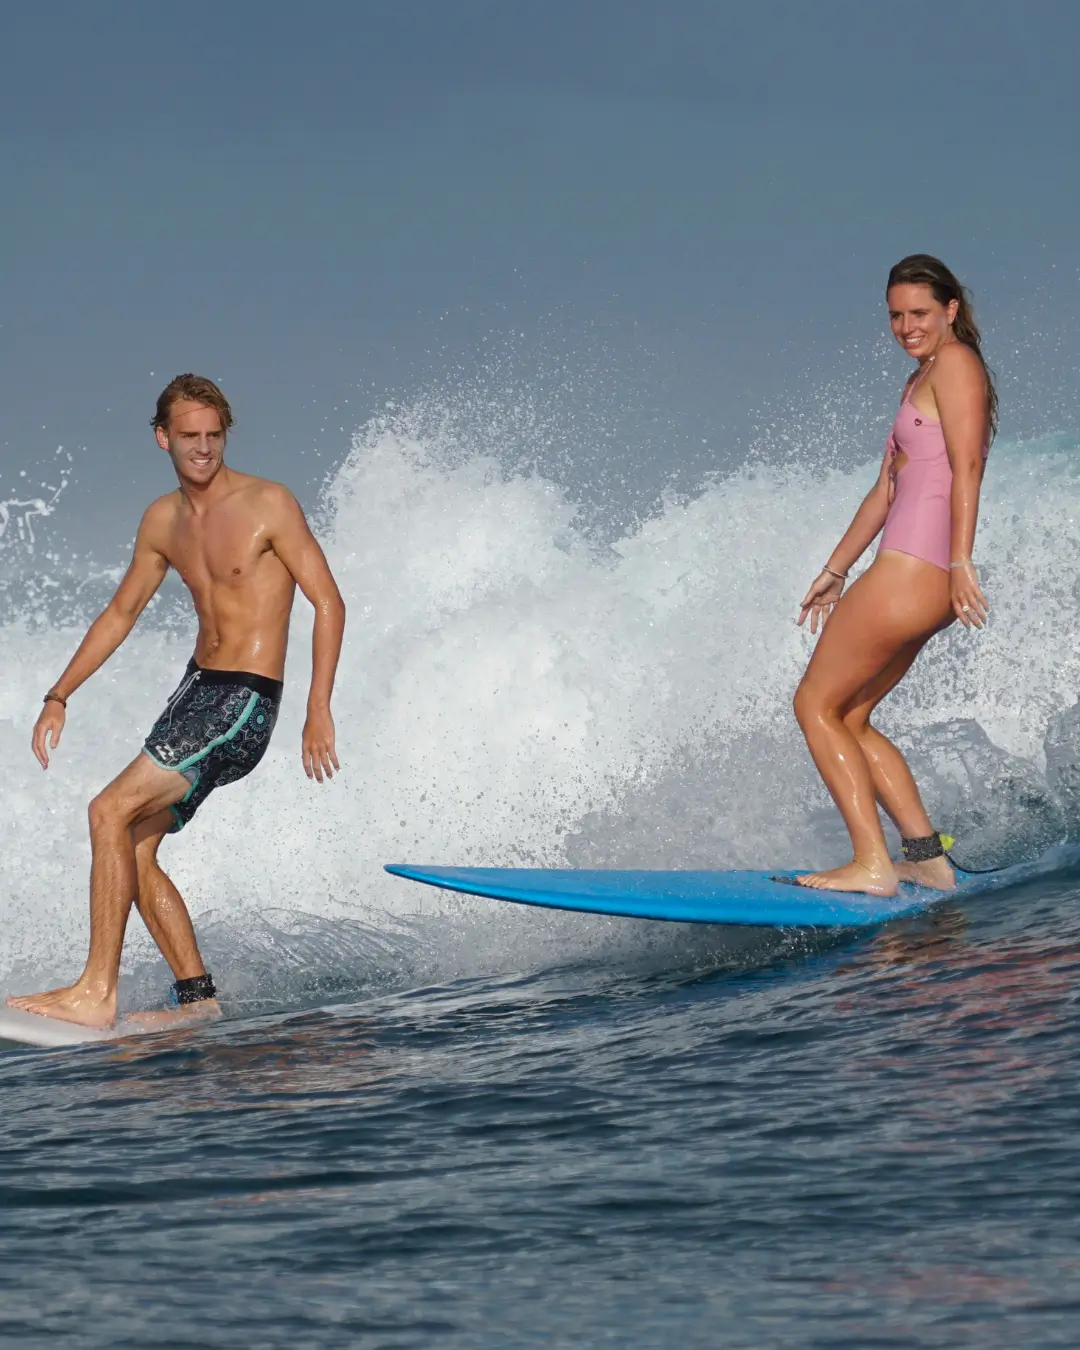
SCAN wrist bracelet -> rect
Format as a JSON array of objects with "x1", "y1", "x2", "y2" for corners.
[
  {"x1": 949, "y1": 559, "x2": 976, "y2": 570},
  {"x1": 43, "y1": 691, "x2": 67, "y2": 709},
  {"x1": 823, "y1": 564, "x2": 848, "y2": 581}
]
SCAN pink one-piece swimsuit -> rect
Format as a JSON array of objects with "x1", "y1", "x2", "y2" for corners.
[{"x1": 878, "y1": 370, "x2": 986, "y2": 572}]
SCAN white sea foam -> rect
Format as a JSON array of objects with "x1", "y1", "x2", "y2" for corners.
[{"x1": 1, "y1": 406, "x2": 1078, "y2": 999}]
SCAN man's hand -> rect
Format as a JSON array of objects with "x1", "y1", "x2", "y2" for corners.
[
  {"x1": 32, "y1": 701, "x2": 66, "y2": 769},
  {"x1": 302, "y1": 706, "x2": 339, "y2": 783}
]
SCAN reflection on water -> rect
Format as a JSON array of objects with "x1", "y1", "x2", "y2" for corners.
[
  {"x1": 2, "y1": 871, "x2": 1080, "y2": 1348},
  {"x1": 102, "y1": 1015, "x2": 385, "y2": 1113}
]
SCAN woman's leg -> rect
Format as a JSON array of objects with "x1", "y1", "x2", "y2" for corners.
[
  {"x1": 793, "y1": 550, "x2": 952, "y2": 894},
  {"x1": 841, "y1": 630, "x2": 956, "y2": 890}
]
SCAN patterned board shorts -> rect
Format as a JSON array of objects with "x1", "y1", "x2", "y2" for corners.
[{"x1": 143, "y1": 659, "x2": 282, "y2": 832}]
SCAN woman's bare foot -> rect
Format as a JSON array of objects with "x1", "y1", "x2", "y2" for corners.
[
  {"x1": 796, "y1": 859, "x2": 899, "y2": 896},
  {"x1": 6, "y1": 983, "x2": 117, "y2": 1028},
  {"x1": 124, "y1": 1000, "x2": 223, "y2": 1031},
  {"x1": 896, "y1": 855, "x2": 956, "y2": 890}
]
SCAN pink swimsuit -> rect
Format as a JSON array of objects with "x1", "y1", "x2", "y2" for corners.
[{"x1": 878, "y1": 371, "x2": 983, "y2": 572}]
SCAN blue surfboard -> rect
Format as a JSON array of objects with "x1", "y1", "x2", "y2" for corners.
[{"x1": 384, "y1": 863, "x2": 1012, "y2": 928}]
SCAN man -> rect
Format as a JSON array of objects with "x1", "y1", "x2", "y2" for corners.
[{"x1": 8, "y1": 374, "x2": 346, "y2": 1029}]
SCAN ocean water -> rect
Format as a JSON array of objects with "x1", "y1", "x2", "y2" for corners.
[{"x1": 2, "y1": 404, "x2": 1080, "y2": 1348}]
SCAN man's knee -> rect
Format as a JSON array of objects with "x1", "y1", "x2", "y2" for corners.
[
  {"x1": 88, "y1": 790, "x2": 121, "y2": 834},
  {"x1": 134, "y1": 836, "x2": 162, "y2": 878},
  {"x1": 133, "y1": 818, "x2": 174, "y2": 875},
  {"x1": 88, "y1": 787, "x2": 139, "y2": 835}
]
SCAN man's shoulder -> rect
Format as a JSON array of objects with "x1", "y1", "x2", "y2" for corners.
[
  {"x1": 140, "y1": 491, "x2": 182, "y2": 531},
  {"x1": 231, "y1": 472, "x2": 297, "y2": 508},
  {"x1": 236, "y1": 475, "x2": 305, "y2": 528}
]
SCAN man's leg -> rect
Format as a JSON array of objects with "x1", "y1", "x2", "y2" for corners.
[
  {"x1": 123, "y1": 811, "x2": 223, "y2": 1028},
  {"x1": 7, "y1": 754, "x2": 190, "y2": 1027},
  {"x1": 132, "y1": 811, "x2": 208, "y2": 981}
]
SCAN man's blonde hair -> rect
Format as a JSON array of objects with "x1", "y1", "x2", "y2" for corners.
[{"x1": 151, "y1": 374, "x2": 235, "y2": 432}]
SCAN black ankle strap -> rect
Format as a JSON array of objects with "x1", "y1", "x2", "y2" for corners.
[
  {"x1": 173, "y1": 973, "x2": 217, "y2": 1005},
  {"x1": 901, "y1": 833, "x2": 945, "y2": 863}
]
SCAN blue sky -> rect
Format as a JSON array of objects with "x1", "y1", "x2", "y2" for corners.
[{"x1": 2, "y1": 0, "x2": 1078, "y2": 551}]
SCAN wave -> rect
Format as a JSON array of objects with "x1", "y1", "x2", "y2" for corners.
[{"x1": 2, "y1": 398, "x2": 1079, "y2": 999}]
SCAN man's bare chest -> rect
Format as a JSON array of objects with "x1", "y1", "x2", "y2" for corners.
[{"x1": 165, "y1": 513, "x2": 274, "y2": 591}]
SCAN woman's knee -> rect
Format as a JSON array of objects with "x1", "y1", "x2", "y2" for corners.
[
  {"x1": 794, "y1": 680, "x2": 833, "y2": 730},
  {"x1": 842, "y1": 706, "x2": 872, "y2": 742}
]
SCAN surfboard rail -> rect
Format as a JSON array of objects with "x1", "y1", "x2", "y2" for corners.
[
  {"x1": 0, "y1": 1004, "x2": 118, "y2": 1048},
  {"x1": 384, "y1": 863, "x2": 946, "y2": 927}
]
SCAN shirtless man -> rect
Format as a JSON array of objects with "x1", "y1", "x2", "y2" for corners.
[{"x1": 8, "y1": 373, "x2": 346, "y2": 1029}]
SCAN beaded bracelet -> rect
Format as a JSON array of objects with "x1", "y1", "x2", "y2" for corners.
[
  {"x1": 43, "y1": 691, "x2": 67, "y2": 708},
  {"x1": 822, "y1": 564, "x2": 848, "y2": 581}
]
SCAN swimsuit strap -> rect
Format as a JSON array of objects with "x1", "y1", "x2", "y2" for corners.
[{"x1": 902, "y1": 353, "x2": 936, "y2": 406}]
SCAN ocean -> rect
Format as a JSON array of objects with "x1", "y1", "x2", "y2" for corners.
[{"x1": 2, "y1": 400, "x2": 1080, "y2": 1348}]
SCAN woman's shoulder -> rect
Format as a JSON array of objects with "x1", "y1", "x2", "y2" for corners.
[
  {"x1": 933, "y1": 341, "x2": 984, "y2": 378},
  {"x1": 931, "y1": 342, "x2": 987, "y2": 399}
]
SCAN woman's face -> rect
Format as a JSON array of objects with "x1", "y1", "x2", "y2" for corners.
[{"x1": 887, "y1": 283, "x2": 959, "y2": 361}]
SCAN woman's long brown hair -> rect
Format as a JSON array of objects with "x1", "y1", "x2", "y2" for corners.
[{"x1": 887, "y1": 254, "x2": 998, "y2": 441}]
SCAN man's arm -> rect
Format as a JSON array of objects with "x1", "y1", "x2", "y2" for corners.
[
  {"x1": 32, "y1": 507, "x2": 170, "y2": 768},
  {"x1": 265, "y1": 486, "x2": 346, "y2": 783}
]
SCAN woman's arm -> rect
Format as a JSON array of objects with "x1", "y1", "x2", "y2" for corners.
[
  {"x1": 798, "y1": 451, "x2": 893, "y2": 632},
  {"x1": 933, "y1": 343, "x2": 990, "y2": 628},
  {"x1": 826, "y1": 454, "x2": 894, "y2": 577}
]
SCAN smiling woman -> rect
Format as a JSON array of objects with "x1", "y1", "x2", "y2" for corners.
[{"x1": 789, "y1": 254, "x2": 995, "y2": 898}]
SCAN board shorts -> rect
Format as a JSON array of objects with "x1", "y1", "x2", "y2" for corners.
[{"x1": 143, "y1": 659, "x2": 283, "y2": 832}]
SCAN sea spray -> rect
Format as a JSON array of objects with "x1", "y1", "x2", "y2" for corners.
[{"x1": 1, "y1": 407, "x2": 1078, "y2": 1001}]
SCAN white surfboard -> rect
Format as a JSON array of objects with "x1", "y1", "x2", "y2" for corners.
[
  {"x1": 0, "y1": 999, "x2": 223, "y2": 1048},
  {"x1": 0, "y1": 1003, "x2": 121, "y2": 1048}
]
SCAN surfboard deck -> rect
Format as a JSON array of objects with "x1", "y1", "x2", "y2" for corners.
[
  {"x1": 384, "y1": 863, "x2": 1011, "y2": 928},
  {"x1": 0, "y1": 1004, "x2": 123, "y2": 1048},
  {"x1": 0, "y1": 1001, "x2": 221, "y2": 1049}
]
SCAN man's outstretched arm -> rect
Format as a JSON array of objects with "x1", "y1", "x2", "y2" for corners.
[
  {"x1": 32, "y1": 509, "x2": 170, "y2": 768},
  {"x1": 266, "y1": 487, "x2": 346, "y2": 783}
]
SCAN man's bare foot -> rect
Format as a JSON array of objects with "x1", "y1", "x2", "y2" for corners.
[
  {"x1": 6, "y1": 983, "x2": 117, "y2": 1028},
  {"x1": 896, "y1": 855, "x2": 956, "y2": 891},
  {"x1": 796, "y1": 859, "x2": 898, "y2": 897},
  {"x1": 124, "y1": 1000, "x2": 223, "y2": 1031}
]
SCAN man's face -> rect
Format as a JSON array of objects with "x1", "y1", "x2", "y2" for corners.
[{"x1": 156, "y1": 400, "x2": 226, "y2": 483}]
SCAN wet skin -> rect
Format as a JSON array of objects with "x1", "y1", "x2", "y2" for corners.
[
  {"x1": 10, "y1": 401, "x2": 346, "y2": 1026},
  {"x1": 792, "y1": 284, "x2": 989, "y2": 896}
]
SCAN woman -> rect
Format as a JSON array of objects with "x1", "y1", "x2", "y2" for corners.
[{"x1": 792, "y1": 254, "x2": 995, "y2": 896}]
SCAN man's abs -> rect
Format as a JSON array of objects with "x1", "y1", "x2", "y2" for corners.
[
  {"x1": 186, "y1": 562, "x2": 296, "y2": 679},
  {"x1": 160, "y1": 481, "x2": 298, "y2": 680}
]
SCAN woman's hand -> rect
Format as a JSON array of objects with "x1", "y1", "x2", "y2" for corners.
[
  {"x1": 950, "y1": 561, "x2": 988, "y2": 628},
  {"x1": 798, "y1": 571, "x2": 846, "y2": 634}
]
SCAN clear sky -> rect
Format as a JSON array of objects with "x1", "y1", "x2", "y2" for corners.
[{"x1": 2, "y1": 0, "x2": 1078, "y2": 553}]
